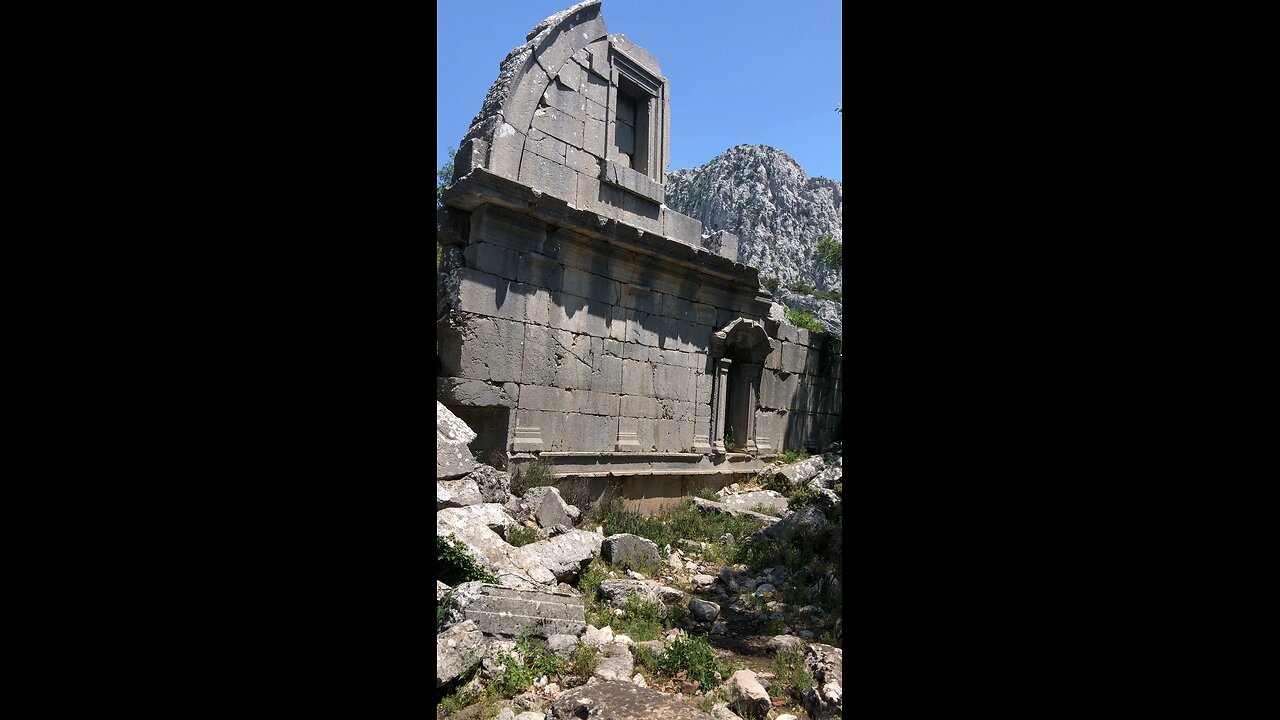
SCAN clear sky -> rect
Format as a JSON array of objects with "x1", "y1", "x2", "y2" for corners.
[{"x1": 436, "y1": 0, "x2": 842, "y2": 183}]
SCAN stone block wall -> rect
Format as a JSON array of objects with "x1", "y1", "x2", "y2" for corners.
[{"x1": 437, "y1": 0, "x2": 841, "y2": 465}]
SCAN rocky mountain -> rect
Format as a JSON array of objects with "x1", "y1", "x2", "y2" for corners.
[{"x1": 665, "y1": 145, "x2": 843, "y2": 299}]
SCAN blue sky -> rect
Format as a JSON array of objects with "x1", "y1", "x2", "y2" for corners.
[{"x1": 436, "y1": 0, "x2": 842, "y2": 183}]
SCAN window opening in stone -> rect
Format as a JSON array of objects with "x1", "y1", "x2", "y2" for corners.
[{"x1": 613, "y1": 76, "x2": 650, "y2": 174}]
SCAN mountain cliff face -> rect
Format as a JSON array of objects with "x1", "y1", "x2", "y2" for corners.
[{"x1": 665, "y1": 145, "x2": 843, "y2": 297}]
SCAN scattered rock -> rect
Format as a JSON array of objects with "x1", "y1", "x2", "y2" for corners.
[
  {"x1": 760, "y1": 506, "x2": 829, "y2": 542},
  {"x1": 725, "y1": 669, "x2": 771, "y2": 718},
  {"x1": 439, "y1": 503, "x2": 517, "y2": 535},
  {"x1": 691, "y1": 574, "x2": 716, "y2": 588},
  {"x1": 437, "y1": 402, "x2": 478, "y2": 480},
  {"x1": 690, "y1": 598, "x2": 721, "y2": 622},
  {"x1": 754, "y1": 583, "x2": 776, "y2": 596},
  {"x1": 602, "y1": 533, "x2": 662, "y2": 570},
  {"x1": 522, "y1": 487, "x2": 581, "y2": 528},
  {"x1": 718, "y1": 533, "x2": 735, "y2": 545},
  {"x1": 693, "y1": 496, "x2": 778, "y2": 524},
  {"x1": 597, "y1": 579, "x2": 661, "y2": 609},
  {"x1": 468, "y1": 463, "x2": 514, "y2": 503},
  {"x1": 520, "y1": 529, "x2": 603, "y2": 583},
  {"x1": 592, "y1": 642, "x2": 635, "y2": 682},
  {"x1": 437, "y1": 477, "x2": 485, "y2": 509},
  {"x1": 516, "y1": 712, "x2": 546, "y2": 720},
  {"x1": 547, "y1": 633, "x2": 580, "y2": 656},
  {"x1": 496, "y1": 708, "x2": 516, "y2": 720},
  {"x1": 481, "y1": 638, "x2": 520, "y2": 680},
  {"x1": 710, "y1": 703, "x2": 743, "y2": 720},
  {"x1": 767, "y1": 635, "x2": 805, "y2": 654},
  {"x1": 777, "y1": 715, "x2": 799, "y2": 720},
  {"x1": 655, "y1": 586, "x2": 685, "y2": 604},
  {"x1": 804, "y1": 643, "x2": 843, "y2": 719},
  {"x1": 550, "y1": 681, "x2": 714, "y2": 719},
  {"x1": 667, "y1": 552, "x2": 684, "y2": 569},
  {"x1": 716, "y1": 489, "x2": 788, "y2": 515},
  {"x1": 613, "y1": 634, "x2": 633, "y2": 645},
  {"x1": 436, "y1": 619, "x2": 489, "y2": 687},
  {"x1": 626, "y1": 569, "x2": 646, "y2": 580},
  {"x1": 810, "y1": 464, "x2": 841, "y2": 490},
  {"x1": 437, "y1": 580, "x2": 451, "y2": 603},
  {"x1": 448, "y1": 582, "x2": 586, "y2": 638},
  {"x1": 632, "y1": 673, "x2": 646, "y2": 687},
  {"x1": 582, "y1": 624, "x2": 614, "y2": 647},
  {"x1": 776, "y1": 455, "x2": 826, "y2": 488}
]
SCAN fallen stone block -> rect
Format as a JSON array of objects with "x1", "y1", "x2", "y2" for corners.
[
  {"x1": 550, "y1": 681, "x2": 714, "y2": 719},
  {"x1": 522, "y1": 486, "x2": 581, "y2": 528},
  {"x1": 437, "y1": 401, "x2": 478, "y2": 480},
  {"x1": 725, "y1": 669, "x2": 771, "y2": 718},
  {"x1": 591, "y1": 641, "x2": 634, "y2": 682},
  {"x1": 716, "y1": 489, "x2": 787, "y2": 515},
  {"x1": 601, "y1": 533, "x2": 660, "y2": 570},
  {"x1": 520, "y1": 529, "x2": 602, "y2": 582},
  {"x1": 437, "y1": 513, "x2": 555, "y2": 589},
  {"x1": 438, "y1": 504, "x2": 518, "y2": 534},
  {"x1": 777, "y1": 456, "x2": 826, "y2": 489},
  {"x1": 804, "y1": 642, "x2": 844, "y2": 719},
  {"x1": 451, "y1": 581, "x2": 586, "y2": 638},
  {"x1": 767, "y1": 635, "x2": 805, "y2": 654},
  {"x1": 468, "y1": 464, "x2": 514, "y2": 503},
  {"x1": 759, "y1": 506, "x2": 828, "y2": 541},
  {"x1": 693, "y1": 497, "x2": 778, "y2": 524},
  {"x1": 437, "y1": 619, "x2": 489, "y2": 687},
  {"x1": 596, "y1": 579, "x2": 661, "y2": 609},
  {"x1": 438, "y1": 477, "x2": 484, "y2": 509}
]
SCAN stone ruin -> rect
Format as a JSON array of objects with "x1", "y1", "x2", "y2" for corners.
[{"x1": 438, "y1": 0, "x2": 842, "y2": 493}]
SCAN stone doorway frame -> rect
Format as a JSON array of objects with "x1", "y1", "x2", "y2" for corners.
[{"x1": 702, "y1": 318, "x2": 774, "y2": 455}]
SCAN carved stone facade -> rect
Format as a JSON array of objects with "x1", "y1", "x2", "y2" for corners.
[{"x1": 437, "y1": 1, "x2": 841, "y2": 481}]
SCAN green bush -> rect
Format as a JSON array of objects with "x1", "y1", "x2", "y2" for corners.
[
  {"x1": 437, "y1": 534, "x2": 498, "y2": 585},
  {"x1": 775, "y1": 449, "x2": 808, "y2": 464},
  {"x1": 811, "y1": 288, "x2": 842, "y2": 303},
  {"x1": 694, "y1": 486, "x2": 721, "y2": 501},
  {"x1": 492, "y1": 628, "x2": 567, "y2": 697},
  {"x1": 817, "y1": 234, "x2": 841, "y2": 268},
  {"x1": 784, "y1": 306, "x2": 824, "y2": 333},
  {"x1": 615, "y1": 594, "x2": 664, "y2": 641},
  {"x1": 750, "y1": 503, "x2": 780, "y2": 517},
  {"x1": 570, "y1": 642, "x2": 599, "y2": 678},
  {"x1": 657, "y1": 634, "x2": 731, "y2": 692},
  {"x1": 762, "y1": 276, "x2": 779, "y2": 291},
  {"x1": 787, "y1": 279, "x2": 815, "y2": 295}
]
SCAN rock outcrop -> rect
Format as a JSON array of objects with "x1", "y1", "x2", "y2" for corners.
[
  {"x1": 666, "y1": 144, "x2": 842, "y2": 327},
  {"x1": 437, "y1": 401, "x2": 478, "y2": 479}
]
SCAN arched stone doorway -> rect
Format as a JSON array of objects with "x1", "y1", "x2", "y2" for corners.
[{"x1": 705, "y1": 319, "x2": 774, "y2": 455}]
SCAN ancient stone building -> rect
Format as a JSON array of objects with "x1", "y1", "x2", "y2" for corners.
[{"x1": 437, "y1": 0, "x2": 841, "y2": 492}]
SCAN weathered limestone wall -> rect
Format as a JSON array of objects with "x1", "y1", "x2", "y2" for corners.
[{"x1": 437, "y1": 0, "x2": 841, "y2": 479}]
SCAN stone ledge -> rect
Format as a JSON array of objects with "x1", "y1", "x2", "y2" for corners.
[{"x1": 441, "y1": 168, "x2": 763, "y2": 288}]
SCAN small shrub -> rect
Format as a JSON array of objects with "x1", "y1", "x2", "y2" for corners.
[
  {"x1": 694, "y1": 486, "x2": 721, "y2": 501},
  {"x1": 511, "y1": 460, "x2": 555, "y2": 495},
  {"x1": 749, "y1": 503, "x2": 780, "y2": 517},
  {"x1": 762, "y1": 276, "x2": 779, "y2": 291},
  {"x1": 438, "y1": 534, "x2": 499, "y2": 585},
  {"x1": 784, "y1": 306, "x2": 824, "y2": 333},
  {"x1": 657, "y1": 634, "x2": 728, "y2": 692},
  {"x1": 506, "y1": 525, "x2": 538, "y2": 548},
  {"x1": 775, "y1": 449, "x2": 807, "y2": 464},
  {"x1": 811, "y1": 288, "x2": 842, "y2": 303},
  {"x1": 570, "y1": 642, "x2": 599, "y2": 677},
  {"x1": 834, "y1": 481, "x2": 842, "y2": 496},
  {"x1": 787, "y1": 279, "x2": 815, "y2": 295},
  {"x1": 770, "y1": 643, "x2": 815, "y2": 706},
  {"x1": 817, "y1": 234, "x2": 841, "y2": 268},
  {"x1": 616, "y1": 594, "x2": 664, "y2": 641}
]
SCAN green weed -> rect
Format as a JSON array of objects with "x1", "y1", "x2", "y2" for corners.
[
  {"x1": 656, "y1": 634, "x2": 730, "y2": 692},
  {"x1": 506, "y1": 525, "x2": 538, "y2": 548},
  {"x1": 783, "y1": 306, "x2": 823, "y2": 333},
  {"x1": 437, "y1": 534, "x2": 498, "y2": 585},
  {"x1": 770, "y1": 643, "x2": 815, "y2": 706}
]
